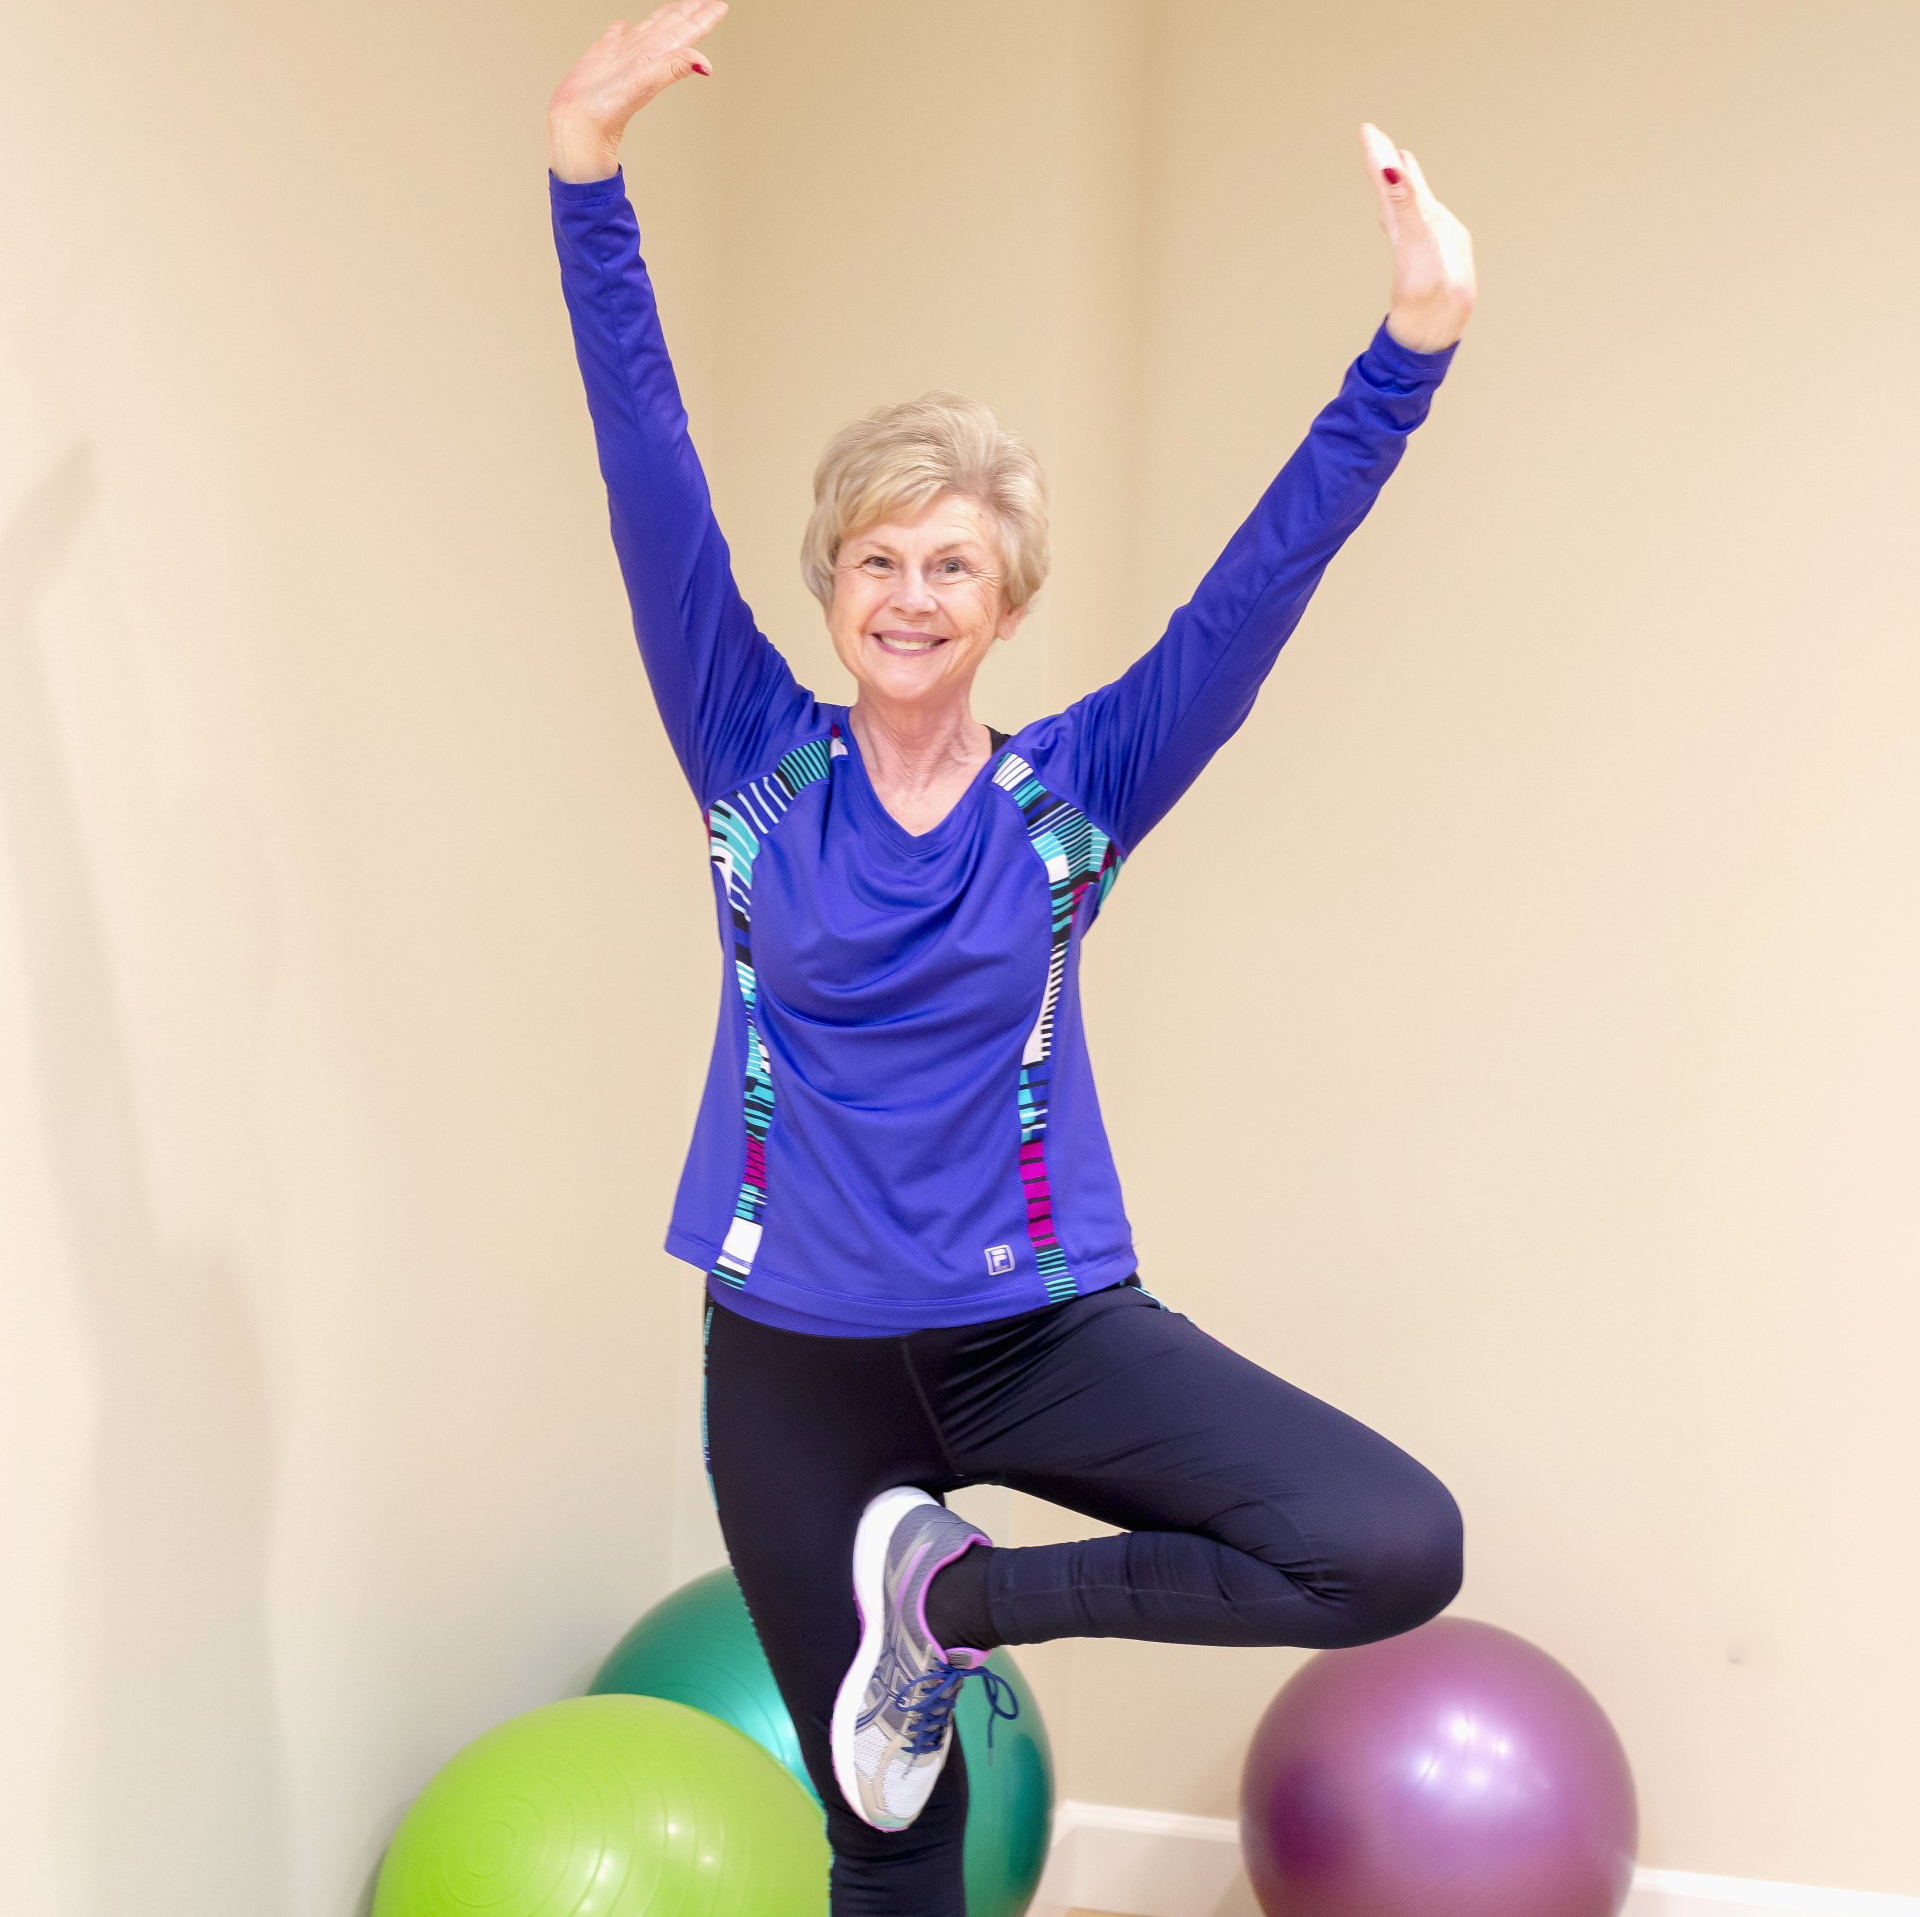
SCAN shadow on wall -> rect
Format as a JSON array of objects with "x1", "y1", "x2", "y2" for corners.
[{"x1": 1, "y1": 450, "x2": 296, "y2": 1914}]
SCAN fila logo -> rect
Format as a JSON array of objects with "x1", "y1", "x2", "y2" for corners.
[{"x1": 984, "y1": 1244, "x2": 1015, "y2": 1276}]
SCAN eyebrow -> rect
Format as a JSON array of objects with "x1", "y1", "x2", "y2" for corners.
[{"x1": 849, "y1": 536, "x2": 981, "y2": 556}]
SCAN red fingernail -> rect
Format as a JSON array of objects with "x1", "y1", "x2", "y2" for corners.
[{"x1": 1383, "y1": 166, "x2": 1401, "y2": 184}]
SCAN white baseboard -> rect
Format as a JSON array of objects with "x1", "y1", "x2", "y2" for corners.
[{"x1": 1030, "y1": 1800, "x2": 1919, "y2": 1917}]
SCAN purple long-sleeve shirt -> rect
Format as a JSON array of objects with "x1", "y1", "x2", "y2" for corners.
[{"x1": 550, "y1": 166, "x2": 1456, "y2": 1336}]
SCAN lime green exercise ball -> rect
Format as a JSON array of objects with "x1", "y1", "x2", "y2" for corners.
[
  {"x1": 589, "y1": 1566, "x2": 1054, "y2": 1917},
  {"x1": 371, "y1": 1693, "x2": 827, "y2": 1917},
  {"x1": 590, "y1": 1567, "x2": 811, "y2": 1797}
]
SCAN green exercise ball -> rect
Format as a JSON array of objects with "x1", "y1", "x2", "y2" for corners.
[
  {"x1": 589, "y1": 1565, "x2": 1054, "y2": 1917},
  {"x1": 953, "y1": 1649, "x2": 1055, "y2": 1917},
  {"x1": 590, "y1": 1567, "x2": 811, "y2": 1797},
  {"x1": 371, "y1": 1693, "x2": 827, "y2": 1916}
]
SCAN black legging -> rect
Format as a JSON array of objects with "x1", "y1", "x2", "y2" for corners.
[{"x1": 701, "y1": 1274, "x2": 1464, "y2": 1916}]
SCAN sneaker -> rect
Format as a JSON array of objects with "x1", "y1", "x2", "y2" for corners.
[{"x1": 829, "y1": 1485, "x2": 1019, "y2": 1831}]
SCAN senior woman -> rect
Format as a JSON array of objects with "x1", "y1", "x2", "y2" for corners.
[{"x1": 549, "y1": 5, "x2": 1476, "y2": 1911}]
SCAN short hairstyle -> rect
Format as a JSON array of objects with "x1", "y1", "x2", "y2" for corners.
[{"x1": 799, "y1": 391, "x2": 1050, "y2": 614}]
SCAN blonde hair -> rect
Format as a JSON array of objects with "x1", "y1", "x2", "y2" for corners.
[{"x1": 799, "y1": 391, "x2": 1050, "y2": 613}]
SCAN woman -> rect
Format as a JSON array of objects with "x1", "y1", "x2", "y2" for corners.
[{"x1": 548, "y1": 5, "x2": 1477, "y2": 1911}]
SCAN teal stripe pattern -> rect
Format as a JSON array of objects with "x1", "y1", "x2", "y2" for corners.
[
  {"x1": 703, "y1": 727, "x2": 843, "y2": 1288},
  {"x1": 990, "y1": 750, "x2": 1124, "y2": 1302},
  {"x1": 700, "y1": 1296, "x2": 717, "y2": 1508}
]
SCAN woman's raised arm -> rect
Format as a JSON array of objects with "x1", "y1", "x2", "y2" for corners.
[
  {"x1": 549, "y1": 5, "x2": 815, "y2": 810},
  {"x1": 1046, "y1": 124, "x2": 1476, "y2": 856}
]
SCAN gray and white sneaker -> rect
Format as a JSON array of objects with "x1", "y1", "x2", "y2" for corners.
[{"x1": 829, "y1": 1485, "x2": 1018, "y2": 1831}]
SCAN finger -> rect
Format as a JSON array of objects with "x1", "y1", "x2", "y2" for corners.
[
  {"x1": 1396, "y1": 145, "x2": 1439, "y2": 215},
  {"x1": 1382, "y1": 149, "x2": 1430, "y2": 235},
  {"x1": 630, "y1": 0, "x2": 719, "y2": 43},
  {"x1": 687, "y1": 0, "x2": 729, "y2": 52},
  {"x1": 665, "y1": 0, "x2": 727, "y2": 33},
  {"x1": 647, "y1": 0, "x2": 727, "y2": 55},
  {"x1": 1358, "y1": 120, "x2": 1400, "y2": 183},
  {"x1": 1358, "y1": 122, "x2": 1412, "y2": 232},
  {"x1": 629, "y1": 0, "x2": 725, "y2": 79}
]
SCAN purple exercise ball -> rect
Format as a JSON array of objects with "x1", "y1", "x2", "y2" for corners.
[{"x1": 1239, "y1": 1616, "x2": 1637, "y2": 1917}]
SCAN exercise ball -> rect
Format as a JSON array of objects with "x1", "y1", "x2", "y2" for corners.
[
  {"x1": 590, "y1": 1566, "x2": 811, "y2": 1795},
  {"x1": 954, "y1": 1647, "x2": 1054, "y2": 1917},
  {"x1": 371, "y1": 1693, "x2": 827, "y2": 1917},
  {"x1": 590, "y1": 1565, "x2": 1054, "y2": 1917},
  {"x1": 1239, "y1": 1616, "x2": 1636, "y2": 1917}
]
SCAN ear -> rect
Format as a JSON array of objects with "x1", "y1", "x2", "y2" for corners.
[{"x1": 999, "y1": 600, "x2": 1031, "y2": 642}]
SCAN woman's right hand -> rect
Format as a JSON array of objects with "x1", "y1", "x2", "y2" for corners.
[{"x1": 548, "y1": 1, "x2": 728, "y2": 182}]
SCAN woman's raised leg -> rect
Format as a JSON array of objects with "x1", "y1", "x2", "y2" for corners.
[{"x1": 915, "y1": 1279, "x2": 1464, "y2": 1654}]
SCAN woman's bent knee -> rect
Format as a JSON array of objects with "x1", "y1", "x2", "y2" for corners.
[{"x1": 1338, "y1": 1473, "x2": 1465, "y2": 1643}]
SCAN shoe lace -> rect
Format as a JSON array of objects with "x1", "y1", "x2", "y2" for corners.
[{"x1": 893, "y1": 1658, "x2": 1021, "y2": 1760}]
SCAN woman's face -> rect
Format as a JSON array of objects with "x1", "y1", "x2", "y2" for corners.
[{"x1": 827, "y1": 490, "x2": 1027, "y2": 714}]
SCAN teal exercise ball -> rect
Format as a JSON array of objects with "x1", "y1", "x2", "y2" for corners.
[
  {"x1": 590, "y1": 1565, "x2": 1054, "y2": 1916},
  {"x1": 590, "y1": 1567, "x2": 811, "y2": 1797},
  {"x1": 371, "y1": 1693, "x2": 827, "y2": 1916},
  {"x1": 953, "y1": 1648, "x2": 1055, "y2": 1917}
]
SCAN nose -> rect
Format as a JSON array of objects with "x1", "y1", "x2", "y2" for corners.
[{"x1": 891, "y1": 565, "x2": 938, "y2": 612}]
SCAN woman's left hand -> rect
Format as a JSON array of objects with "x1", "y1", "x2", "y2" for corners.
[{"x1": 1360, "y1": 122, "x2": 1476, "y2": 354}]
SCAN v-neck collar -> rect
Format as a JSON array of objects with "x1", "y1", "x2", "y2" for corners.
[{"x1": 837, "y1": 712, "x2": 1009, "y2": 858}]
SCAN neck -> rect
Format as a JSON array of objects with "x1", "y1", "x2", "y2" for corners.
[{"x1": 848, "y1": 698, "x2": 987, "y2": 788}]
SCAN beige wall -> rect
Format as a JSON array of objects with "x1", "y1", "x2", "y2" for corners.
[{"x1": 3, "y1": 2, "x2": 1914, "y2": 1911}]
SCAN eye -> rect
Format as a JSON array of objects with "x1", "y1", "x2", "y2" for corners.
[{"x1": 861, "y1": 555, "x2": 891, "y2": 569}]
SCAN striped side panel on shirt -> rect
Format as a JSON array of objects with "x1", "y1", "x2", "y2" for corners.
[
  {"x1": 703, "y1": 728, "x2": 842, "y2": 1289},
  {"x1": 991, "y1": 750, "x2": 1124, "y2": 1304}
]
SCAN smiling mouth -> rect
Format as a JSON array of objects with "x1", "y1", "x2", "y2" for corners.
[{"x1": 871, "y1": 632, "x2": 949, "y2": 655}]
